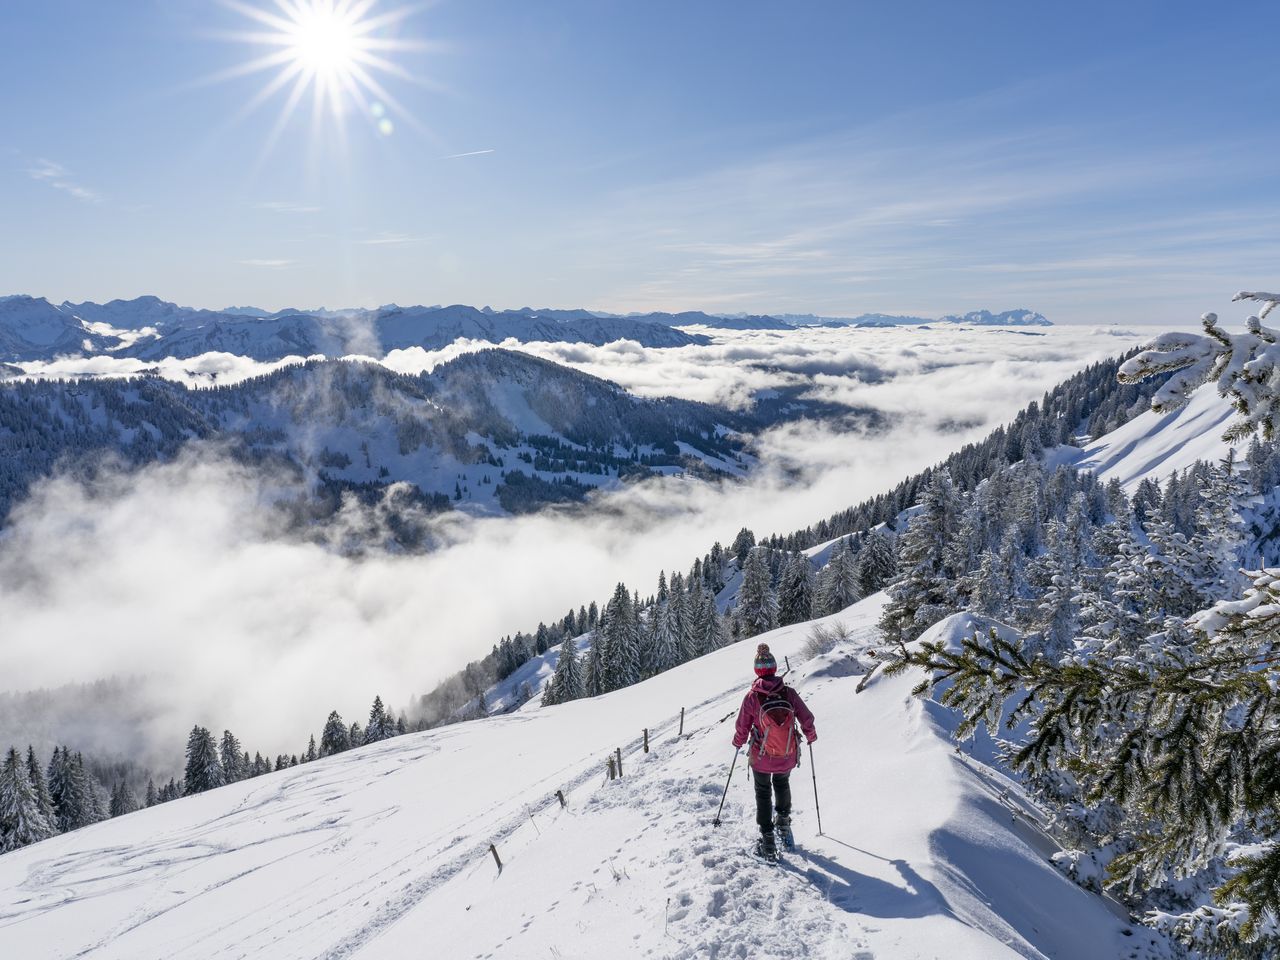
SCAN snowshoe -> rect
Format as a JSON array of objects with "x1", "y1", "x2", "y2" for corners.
[
  {"x1": 775, "y1": 815, "x2": 795, "y2": 851},
  {"x1": 755, "y1": 832, "x2": 779, "y2": 863}
]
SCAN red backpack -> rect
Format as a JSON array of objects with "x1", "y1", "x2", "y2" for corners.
[{"x1": 756, "y1": 692, "x2": 798, "y2": 759}]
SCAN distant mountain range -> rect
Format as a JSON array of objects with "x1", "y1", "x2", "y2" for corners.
[
  {"x1": 732, "y1": 308, "x2": 1051, "y2": 328},
  {"x1": 0, "y1": 295, "x2": 1051, "y2": 364},
  {"x1": 0, "y1": 297, "x2": 710, "y2": 363},
  {"x1": 0, "y1": 348, "x2": 867, "y2": 526}
]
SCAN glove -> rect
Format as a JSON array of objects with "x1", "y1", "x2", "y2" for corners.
[
  {"x1": 732, "y1": 737, "x2": 745, "y2": 749},
  {"x1": 806, "y1": 734, "x2": 817, "y2": 744}
]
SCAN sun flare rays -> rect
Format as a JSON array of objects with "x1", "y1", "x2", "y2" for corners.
[{"x1": 216, "y1": 0, "x2": 424, "y2": 147}]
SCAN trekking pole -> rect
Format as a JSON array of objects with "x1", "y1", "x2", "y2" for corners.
[
  {"x1": 711, "y1": 748, "x2": 740, "y2": 827},
  {"x1": 809, "y1": 742, "x2": 824, "y2": 836}
]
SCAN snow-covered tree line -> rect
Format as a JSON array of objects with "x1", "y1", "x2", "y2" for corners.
[
  {"x1": 0, "y1": 744, "x2": 120, "y2": 853},
  {"x1": 181, "y1": 695, "x2": 408, "y2": 796},
  {"x1": 542, "y1": 570, "x2": 728, "y2": 706},
  {"x1": 890, "y1": 295, "x2": 1280, "y2": 954},
  {"x1": 875, "y1": 451, "x2": 1271, "y2": 653},
  {"x1": 761, "y1": 352, "x2": 1161, "y2": 558},
  {"x1": 0, "y1": 693, "x2": 419, "y2": 858}
]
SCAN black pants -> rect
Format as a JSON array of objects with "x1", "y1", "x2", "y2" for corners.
[{"x1": 753, "y1": 770, "x2": 791, "y2": 834}]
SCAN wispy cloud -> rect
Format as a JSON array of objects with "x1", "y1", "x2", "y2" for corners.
[
  {"x1": 237, "y1": 258, "x2": 296, "y2": 268},
  {"x1": 553, "y1": 98, "x2": 1268, "y2": 322},
  {"x1": 256, "y1": 201, "x2": 322, "y2": 214},
  {"x1": 25, "y1": 158, "x2": 102, "y2": 204},
  {"x1": 439, "y1": 149, "x2": 495, "y2": 160},
  {"x1": 358, "y1": 232, "x2": 424, "y2": 246}
]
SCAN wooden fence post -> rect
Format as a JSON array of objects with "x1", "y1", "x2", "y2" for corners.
[
  {"x1": 678, "y1": 706, "x2": 685, "y2": 737},
  {"x1": 616, "y1": 746, "x2": 623, "y2": 777},
  {"x1": 556, "y1": 789, "x2": 567, "y2": 808},
  {"x1": 643, "y1": 728, "x2": 649, "y2": 753},
  {"x1": 489, "y1": 843, "x2": 503, "y2": 872},
  {"x1": 607, "y1": 756, "x2": 616, "y2": 780}
]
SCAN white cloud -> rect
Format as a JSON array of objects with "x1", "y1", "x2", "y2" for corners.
[
  {"x1": 256, "y1": 201, "x2": 322, "y2": 214},
  {"x1": 26, "y1": 158, "x2": 103, "y2": 203},
  {"x1": 238, "y1": 258, "x2": 296, "y2": 268},
  {"x1": 358, "y1": 233, "x2": 425, "y2": 246}
]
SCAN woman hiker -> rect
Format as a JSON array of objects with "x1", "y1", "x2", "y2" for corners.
[{"x1": 731, "y1": 643, "x2": 817, "y2": 859}]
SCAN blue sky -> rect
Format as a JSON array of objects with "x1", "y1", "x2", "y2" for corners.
[{"x1": 2, "y1": 0, "x2": 1277, "y2": 322}]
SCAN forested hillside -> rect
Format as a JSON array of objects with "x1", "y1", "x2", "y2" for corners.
[{"x1": 0, "y1": 350, "x2": 769, "y2": 526}]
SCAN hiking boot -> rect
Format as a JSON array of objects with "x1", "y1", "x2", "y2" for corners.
[
  {"x1": 756, "y1": 831, "x2": 778, "y2": 860},
  {"x1": 775, "y1": 815, "x2": 794, "y2": 850}
]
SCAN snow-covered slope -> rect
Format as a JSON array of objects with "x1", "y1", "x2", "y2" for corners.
[
  {"x1": 0, "y1": 596, "x2": 1166, "y2": 959},
  {"x1": 1068, "y1": 382, "x2": 1237, "y2": 489}
]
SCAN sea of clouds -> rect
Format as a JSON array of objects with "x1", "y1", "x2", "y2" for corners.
[{"x1": 0, "y1": 324, "x2": 1156, "y2": 768}]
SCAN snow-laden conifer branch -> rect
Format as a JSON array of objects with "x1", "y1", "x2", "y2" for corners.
[{"x1": 1120, "y1": 298, "x2": 1280, "y2": 440}]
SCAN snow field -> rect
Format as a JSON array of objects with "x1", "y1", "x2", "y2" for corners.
[{"x1": 0, "y1": 595, "x2": 1171, "y2": 959}]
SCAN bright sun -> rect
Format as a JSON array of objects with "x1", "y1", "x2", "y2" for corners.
[
  {"x1": 219, "y1": 0, "x2": 420, "y2": 144},
  {"x1": 289, "y1": 4, "x2": 359, "y2": 75}
]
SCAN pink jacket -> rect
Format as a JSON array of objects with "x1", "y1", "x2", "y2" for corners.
[{"x1": 732, "y1": 676, "x2": 817, "y2": 774}]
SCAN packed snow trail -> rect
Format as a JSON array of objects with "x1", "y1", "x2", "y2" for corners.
[{"x1": 0, "y1": 595, "x2": 1171, "y2": 959}]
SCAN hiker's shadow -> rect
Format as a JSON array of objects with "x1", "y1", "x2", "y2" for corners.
[{"x1": 782, "y1": 838, "x2": 961, "y2": 923}]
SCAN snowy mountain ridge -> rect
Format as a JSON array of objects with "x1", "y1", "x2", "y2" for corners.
[
  {"x1": 0, "y1": 296, "x2": 1055, "y2": 363},
  {"x1": 0, "y1": 297, "x2": 712, "y2": 363},
  {"x1": 0, "y1": 349, "x2": 768, "y2": 525},
  {"x1": 723, "y1": 308, "x2": 1052, "y2": 328}
]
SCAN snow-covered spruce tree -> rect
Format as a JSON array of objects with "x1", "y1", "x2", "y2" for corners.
[
  {"x1": 220, "y1": 730, "x2": 245, "y2": 783},
  {"x1": 669, "y1": 573, "x2": 697, "y2": 664},
  {"x1": 816, "y1": 538, "x2": 860, "y2": 616},
  {"x1": 109, "y1": 781, "x2": 139, "y2": 817},
  {"x1": 730, "y1": 527, "x2": 756, "y2": 564},
  {"x1": 649, "y1": 596, "x2": 681, "y2": 675},
  {"x1": 777, "y1": 552, "x2": 815, "y2": 626},
  {"x1": 583, "y1": 622, "x2": 606, "y2": 698},
  {"x1": 967, "y1": 548, "x2": 1002, "y2": 616},
  {"x1": 878, "y1": 469, "x2": 963, "y2": 647},
  {"x1": 145, "y1": 779, "x2": 157, "y2": 807},
  {"x1": 86, "y1": 766, "x2": 111, "y2": 824},
  {"x1": 637, "y1": 604, "x2": 658, "y2": 680},
  {"x1": 545, "y1": 633, "x2": 586, "y2": 705},
  {"x1": 895, "y1": 294, "x2": 1280, "y2": 951},
  {"x1": 47, "y1": 747, "x2": 99, "y2": 831},
  {"x1": 25, "y1": 746, "x2": 56, "y2": 829},
  {"x1": 304, "y1": 736, "x2": 318, "y2": 763},
  {"x1": 736, "y1": 546, "x2": 778, "y2": 638},
  {"x1": 348, "y1": 721, "x2": 363, "y2": 749},
  {"x1": 854, "y1": 528, "x2": 897, "y2": 596},
  {"x1": 1186, "y1": 456, "x2": 1249, "y2": 602},
  {"x1": 601, "y1": 583, "x2": 640, "y2": 690},
  {"x1": 1140, "y1": 503, "x2": 1202, "y2": 621},
  {"x1": 0, "y1": 747, "x2": 56, "y2": 853},
  {"x1": 690, "y1": 586, "x2": 724, "y2": 655},
  {"x1": 321, "y1": 711, "x2": 350, "y2": 756},
  {"x1": 1028, "y1": 521, "x2": 1080, "y2": 657},
  {"x1": 184, "y1": 726, "x2": 224, "y2": 794},
  {"x1": 365, "y1": 696, "x2": 391, "y2": 743}
]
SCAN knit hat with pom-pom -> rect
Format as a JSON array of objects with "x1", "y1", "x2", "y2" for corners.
[{"x1": 753, "y1": 643, "x2": 777, "y2": 677}]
